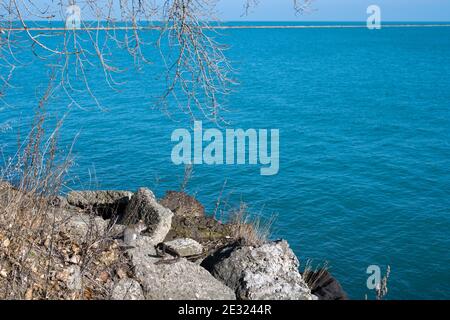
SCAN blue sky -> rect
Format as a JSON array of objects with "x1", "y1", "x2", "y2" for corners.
[
  {"x1": 217, "y1": 0, "x2": 450, "y2": 21},
  {"x1": 24, "y1": 0, "x2": 450, "y2": 22}
]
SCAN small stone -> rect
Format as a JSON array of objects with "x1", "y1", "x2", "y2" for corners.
[
  {"x1": 2, "y1": 238, "x2": 10, "y2": 248},
  {"x1": 111, "y1": 278, "x2": 144, "y2": 300},
  {"x1": 164, "y1": 238, "x2": 203, "y2": 257},
  {"x1": 68, "y1": 255, "x2": 81, "y2": 265},
  {"x1": 44, "y1": 236, "x2": 51, "y2": 248},
  {"x1": 66, "y1": 266, "x2": 82, "y2": 291},
  {"x1": 31, "y1": 264, "x2": 38, "y2": 273},
  {"x1": 0, "y1": 269, "x2": 8, "y2": 278}
]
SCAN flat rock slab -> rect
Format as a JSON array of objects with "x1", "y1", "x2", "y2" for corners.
[
  {"x1": 164, "y1": 238, "x2": 203, "y2": 257},
  {"x1": 67, "y1": 190, "x2": 133, "y2": 208}
]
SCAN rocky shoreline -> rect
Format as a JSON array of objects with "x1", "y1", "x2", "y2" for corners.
[{"x1": 0, "y1": 182, "x2": 347, "y2": 300}]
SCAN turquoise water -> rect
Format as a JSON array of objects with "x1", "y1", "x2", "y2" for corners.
[{"x1": 1, "y1": 23, "x2": 450, "y2": 299}]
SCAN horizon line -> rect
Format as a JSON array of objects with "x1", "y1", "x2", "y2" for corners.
[
  {"x1": 4, "y1": 23, "x2": 450, "y2": 32},
  {"x1": 6, "y1": 20, "x2": 450, "y2": 23}
]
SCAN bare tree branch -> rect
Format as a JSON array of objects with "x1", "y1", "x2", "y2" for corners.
[{"x1": 0, "y1": 0, "x2": 313, "y2": 121}]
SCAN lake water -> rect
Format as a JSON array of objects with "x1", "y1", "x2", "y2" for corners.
[{"x1": 1, "y1": 22, "x2": 450, "y2": 299}]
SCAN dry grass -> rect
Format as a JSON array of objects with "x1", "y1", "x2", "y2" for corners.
[
  {"x1": 302, "y1": 259, "x2": 330, "y2": 290},
  {"x1": 0, "y1": 105, "x2": 129, "y2": 299},
  {"x1": 376, "y1": 265, "x2": 391, "y2": 300},
  {"x1": 210, "y1": 180, "x2": 276, "y2": 246},
  {"x1": 180, "y1": 164, "x2": 194, "y2": 193},
  {"x1": 228, "y1": 202, "x2": 276, "y2": 246}
]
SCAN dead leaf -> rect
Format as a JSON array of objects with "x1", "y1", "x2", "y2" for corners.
[
  {"x1": 98, "y1": 271, "x2": 109, "y2": 283},
  {"x1": 25, "y1": 287, "x2": 33, "y2": 300},
  {"x1": 116, "y1": 268, "x2": 127, "y2": 279},
  {"x1": 84, "y1": 288, "x2": 93, "y2": 300}
]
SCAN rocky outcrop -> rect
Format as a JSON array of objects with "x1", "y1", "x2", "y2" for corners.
[
  {"x1": 122, "y1": 188, "x2": 173, "y2": 245},
  {"x1": 159, "y1": 191, "x2": 205, "y2": 217},
  {"x1": 306, "y1": 269, "x2": 348, "y2": 300},
  {"x1": 202, "y1": 240, "x2": 316, "y2": 300},
  {"x1": 164, "y1": 238, "x2": 203, "y2": 257},
  {"x1": 67, "y1": 190, "x2": 133, "y2": 218},
  {"x1": 1, "y1": 183, "x2": 345, "y2": 300}
]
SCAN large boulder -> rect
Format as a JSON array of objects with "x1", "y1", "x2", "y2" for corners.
[
  {"x1": 61, "y1": 212, "x2": 109, "y2": 241},
  {"x1": 67, "y1": 190, "x2": 133, "y2": 218},
  {"x1": 165, "y1": 216, "x2": 236, "y2": 254},
  {"x1": 202, "y1": 240, "x2": 316, "y2": 300},
  {"x1": 131, "y1": 253, "x2": 235, "y2": 300},
  {"x1": 122, "y1": 188, "x2": 173, "y2": 245},
  {"x1": 159, "y1": 191, "x2": 205, "y2": 217},
  {"x1": 124, "y1": 235, "x2": 234, "y2": 300}
]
